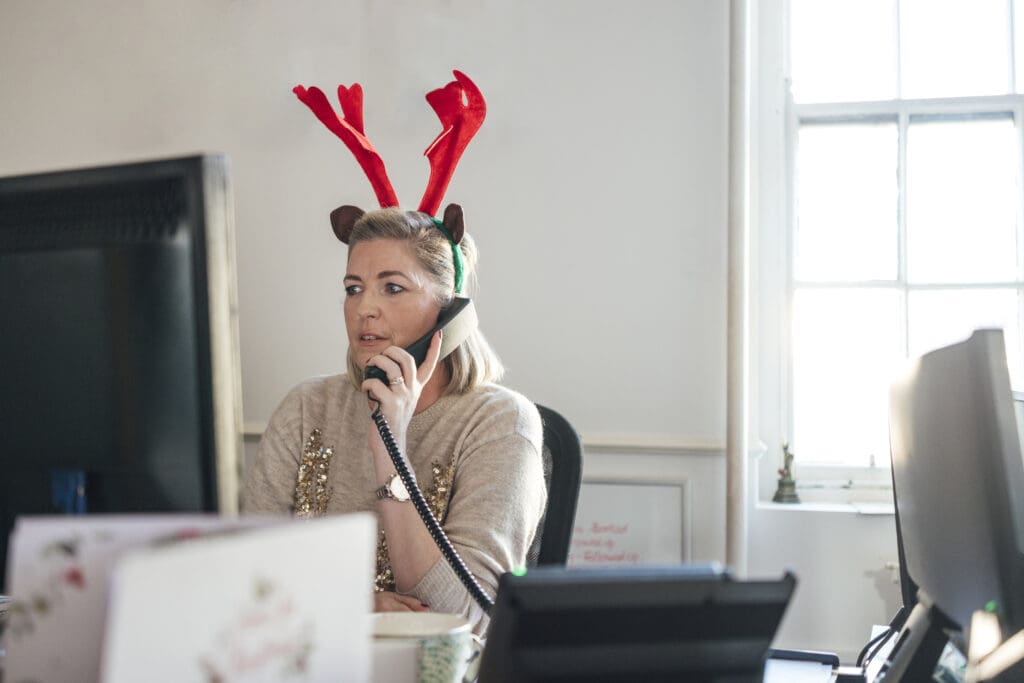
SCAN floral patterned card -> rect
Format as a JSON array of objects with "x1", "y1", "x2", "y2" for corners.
[
  {"x1": 99, "y1": 514, "x2": 375, "y2": 683},
  {"x1": 2, "y1": 515, "x2": 287, "y2": 683}
]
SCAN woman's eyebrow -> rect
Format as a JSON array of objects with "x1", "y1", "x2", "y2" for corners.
[{"x1": 344, "y1": 270, "x2": 412, "y2": 282}]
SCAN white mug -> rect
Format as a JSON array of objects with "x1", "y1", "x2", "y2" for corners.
[
  {"x1": 0, "y1": 594, "x2": 9, "y2": 663},
  {"x1": 371, "y1": 612, "x2": 482, "y2": 683}
]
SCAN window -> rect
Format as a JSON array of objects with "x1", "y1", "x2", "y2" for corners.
[{"x1": 780, "y1": 0, "x2": 1024, "y2": 470}]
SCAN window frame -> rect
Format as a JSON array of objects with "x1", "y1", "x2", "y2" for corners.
[{"x1": 754, "y1": 1, "x2": 1024, "y2": 504}]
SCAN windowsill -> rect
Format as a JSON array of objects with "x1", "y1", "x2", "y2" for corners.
[
  {"x1": 757, "y1": 500, "x2": 895, "y2": 515},
  {"x1": 757, "y1": 453, "x2": 895, "y2": 507}
]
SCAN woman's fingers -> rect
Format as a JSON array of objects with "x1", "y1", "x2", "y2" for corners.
[
  {"x1": 374, "y1": 591, "x2": 430, "y2": 612},
  {"x1": 362, "y1": 335, "x2": 440, "y2": 425},
  {"x1": 371, "y1": 333, "x2": 441, "y2": 389},
  {"x1": 365, "y1": 353, "x2": 402, "y2": 383},
  {"x1": 379, "y1": 345, "x2": 418, "y2": 386}
]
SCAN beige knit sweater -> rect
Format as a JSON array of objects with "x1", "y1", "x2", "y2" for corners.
[{"x1": 240, "y1": 374, "x2": 547, "y2": 633}]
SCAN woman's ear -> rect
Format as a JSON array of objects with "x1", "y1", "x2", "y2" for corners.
[
  {"x1": 330, "y1": 205, "x2": 365, "y2": 243},
  {"x1": 441, "y1": 203, "x2": 465, "y2": 244}
]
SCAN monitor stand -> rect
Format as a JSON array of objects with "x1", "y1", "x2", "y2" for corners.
[{"x1": 874, "y1": 595, "x2": 957, "y2": 682}]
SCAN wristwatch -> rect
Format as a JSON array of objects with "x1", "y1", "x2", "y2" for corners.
[{"x1": 375, "y1": 473, "x2": 410, "y2": 502}]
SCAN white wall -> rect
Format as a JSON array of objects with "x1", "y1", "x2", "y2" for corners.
[
  {"x1": 0, "y1": 0, "x2": 895, "y2": 662},
  {"x1": 0, "y1": 0, "x2": 729, "y2": 439},
  {"x1": 749, "y1": 503, "x2": 901, "y2": 658}
]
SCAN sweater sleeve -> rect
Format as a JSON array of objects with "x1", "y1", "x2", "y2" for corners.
[
  {"x1": 404, "y1": 395, "x2": 547, "y2": 634},
  {"x1": 240, "y1": 387, "x2": 305, "y2": 514}
]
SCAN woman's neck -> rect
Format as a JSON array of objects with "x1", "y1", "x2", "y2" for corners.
[{"x1": 415, "y1": 362, "x2": 451, "y2": 415}]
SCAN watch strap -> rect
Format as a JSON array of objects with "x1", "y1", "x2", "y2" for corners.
[{"x1": 375, "y1": 481, "x2": 392, "y2": 500}]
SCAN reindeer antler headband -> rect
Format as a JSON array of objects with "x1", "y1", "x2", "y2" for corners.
[{"x1": 293, "y1": 70, "x2": 486, "y2": 293}]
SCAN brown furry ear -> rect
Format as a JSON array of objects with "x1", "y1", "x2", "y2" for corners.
[
  {"x1": 441, "y1": 203, "x2": 465, "y2": 244},
  {"x1": 330, "y1": 205, "x2": 365, "y2": 244}
]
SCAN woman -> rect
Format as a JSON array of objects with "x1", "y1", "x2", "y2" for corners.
[{"x1": 241, "y1": 206, "x2": 547, "y2": 633}]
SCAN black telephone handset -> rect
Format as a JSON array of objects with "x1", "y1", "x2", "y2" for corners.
[
  {"x1": 364, "y1": 296, "x2": 476, "y2": 386},
  {"x1": 364, "y1": 296, "x2": 494, "y2": 613}
]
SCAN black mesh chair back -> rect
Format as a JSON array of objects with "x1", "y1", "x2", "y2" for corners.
[{"x1": 525, "y1": 404, "x2": 583, "y2": 566}]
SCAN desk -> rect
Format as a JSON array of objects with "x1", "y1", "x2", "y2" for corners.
[
  {"x1": 0, "y1": 603, "x2": 845, "y2": 683},
  {"x1": 0, "y1": 643, "x2": 840, "y2": 683},
  {"x1": 368, "y1": 641, "x2": 842, "y2": 683},
  {"x1": 764, "y1": 658, "x2": 837, "y2": 683}
]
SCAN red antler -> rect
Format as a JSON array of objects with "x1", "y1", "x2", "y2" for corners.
[
  {"x1": 292, "y1": 83, "x2": 400, "y2": 208},
  {"x1": 417, "y1": 70, "x2": 487, "y2": 216}
]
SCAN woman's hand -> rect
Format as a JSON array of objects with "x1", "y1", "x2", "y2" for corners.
[
  {"x1": 374, "y1": 591, "x2": 431, "y2": 613},
  {"x1": 360, "y1": 331, "x2": 443, "y2": 450},
  {"x1": 361, "y1": 331, "x2": 447, "y2": 592}
]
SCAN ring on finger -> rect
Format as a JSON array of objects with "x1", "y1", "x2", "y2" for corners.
[{"x1": 389, "y1": 376, "x2": 405, "y2": 386}]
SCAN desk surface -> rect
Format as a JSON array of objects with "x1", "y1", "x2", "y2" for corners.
[
  {"x1": 764, "y1": 659, "x2": 837, "y2": 683},
  {"x1": 368, "y1": 644, "x2": 840, "y2": 683},
  {"x1": 0, "y1": 647, "x2": 838, "y2": 683}
]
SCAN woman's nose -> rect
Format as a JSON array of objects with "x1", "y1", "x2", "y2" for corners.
[{"x1": 357, "y1": 294, "x2": 380, "y2": 319}]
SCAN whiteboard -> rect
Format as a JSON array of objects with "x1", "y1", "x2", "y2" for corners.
[{"x1": 567, "y1": 481, "x2": 689, "y2": 567}]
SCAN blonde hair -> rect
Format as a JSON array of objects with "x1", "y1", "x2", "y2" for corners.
[{"x1": 344, "y1": 208, "x2": 504, "y2": 393}]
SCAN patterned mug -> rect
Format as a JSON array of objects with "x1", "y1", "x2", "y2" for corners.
[{"x1": 372, "y1": 612, "x2": 482, "y2": 683}]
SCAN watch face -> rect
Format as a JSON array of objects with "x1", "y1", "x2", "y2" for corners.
[{"x1": 389, "y1": 476, "x2": 409, "y2": 501}]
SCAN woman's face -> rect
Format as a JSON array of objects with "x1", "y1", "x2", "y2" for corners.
[{"x1": 343, "y1": 238, "x2": 442, "y2": 370}]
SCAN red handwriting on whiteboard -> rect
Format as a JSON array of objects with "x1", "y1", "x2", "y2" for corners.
[{"x1": 567, "y1": 522, "x2": 640, "y2": 565}]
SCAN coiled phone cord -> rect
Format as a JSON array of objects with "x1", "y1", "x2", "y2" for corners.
[{"x1": 370, "y1": 399, "x2": 495, "y2": 614}]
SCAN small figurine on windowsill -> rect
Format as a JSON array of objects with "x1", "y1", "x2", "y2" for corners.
[{"x1": 772, "y1": 442, "x2": 801, "y2": 503}]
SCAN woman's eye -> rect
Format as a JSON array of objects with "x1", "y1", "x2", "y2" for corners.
[
  {"x1": 344, "y1": 285, "x2": 362, "y2": 296},
  {"x1": 385, "y1": 283, "x2": 405, "y2": 295}
]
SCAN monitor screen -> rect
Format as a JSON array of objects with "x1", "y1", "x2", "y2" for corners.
[
  {"x1": 477, "y1": 564, "x2": 796, "y2": 683},
  {"x1": 885, "y1": 328, "x2": 1024, "y2": 676},
  {"x1": 0, "y1": 155, "x2": 242, "y2": 591}
]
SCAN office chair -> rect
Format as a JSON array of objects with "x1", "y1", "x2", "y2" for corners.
[{"x1": 525, "y1": 404, "x2": 583, "y2": 566}]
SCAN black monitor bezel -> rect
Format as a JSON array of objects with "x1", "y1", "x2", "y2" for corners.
[{"x1": 0, "y1": 154, "x2": 240, "y2": 591}]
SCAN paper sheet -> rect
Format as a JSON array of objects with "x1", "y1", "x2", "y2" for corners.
[
  {"x1": 100, "y1": 514, "x2": 375, "y2": 683},
  {"x1": 764, "y1": 658, "x2": 836, "y2": 683}
]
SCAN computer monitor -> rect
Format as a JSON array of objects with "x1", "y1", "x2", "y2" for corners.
[
  {"x1": 0, "y1": 155, "x2": 242, "y2": 590},
  {"x1": 883, "y1": 328, "x2": 1024, "y2": 680},
  {"x1": 477, "y1": 564, "x2": 797, "y2": 683},
  {"x1": 857, "y1": 474, "x2": 921, "y2": 681}
]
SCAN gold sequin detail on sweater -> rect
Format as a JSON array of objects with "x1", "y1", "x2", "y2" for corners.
[
  {"x1": 293, "y1": 429, "x2": 334, "y2": 518},
  {"x1": 374, "y1": 458, "x2": 457, "y2": 593}
]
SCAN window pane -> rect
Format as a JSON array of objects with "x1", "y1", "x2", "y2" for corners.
[
  {"x1": 790, "y1": 0, "x2": 897, "y2": 103},
  {"x1": 1017, "y1": 0, "x2": 1024, "y2": 93},
  {"x1": 908, "y1": 288, "x2": 1023, "y2": 388},
  {"x1": 796, "y1": 123, "x2": 898, "y2": 281},
  {"x1": 792, "y1": 288, "x2": 903, "y2": 465},
  {"x1": 900, "y1": 0, "x2": 1010, "y2": 98},
  {"x1": 906, "y1": 117, "x2": 1018, "y2": 284}
]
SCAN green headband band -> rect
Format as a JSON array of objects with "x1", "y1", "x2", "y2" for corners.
[{"x1": 431, "y1": 218, "x2": 465, "y2": 295}]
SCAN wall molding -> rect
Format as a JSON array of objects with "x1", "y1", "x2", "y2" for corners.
[
  {"x1": 242, "y1": 422, "x2": 265, "y2": 439},
  {"x1": 241, "y1": 422, "x2": 771, "y2": 461},
  {"x1": 579, "y1": 433, "x2": 723, "y2": 456},
  {"x1": 243, "y1": 421, "x2": 727, "y2": 456}
]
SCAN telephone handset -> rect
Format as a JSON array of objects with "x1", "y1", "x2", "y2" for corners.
[
  {"x1": 364, "y1": 296, "x2": 494, "y2": 614},
  {"x1": 363, "y1": 296, "x2": 477, "y2": 386}
]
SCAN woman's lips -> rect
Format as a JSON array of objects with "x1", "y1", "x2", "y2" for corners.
[{"x1": 358, "y1": 333, "x2": 389, "y2": 348}]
